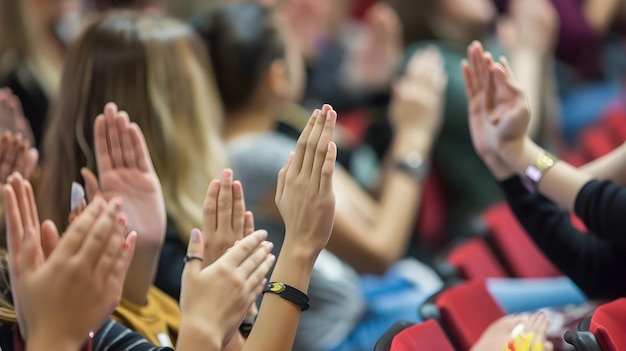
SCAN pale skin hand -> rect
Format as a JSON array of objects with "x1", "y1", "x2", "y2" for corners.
[
  {"x1": 0, "y1": 132, "x2": 38, "y2": 183},
  {"x1": 463, "y1": 42, "x2": 626, "y2": 184},
  {"x1": 463, "y1": 41, "x2": 592, "y2": 212},
  {"x1": 201, "y1": 168, "x2": 257, "y2": 350},
  {"x1": 177, "y1": 230, "x2": 274, "y2": 351},
  {"x1": 82, "y1": 102, "x2": 166, "y2": 305},
  {"x1": 243, "y1": 104, "x2": 337, "y2": 351},
  {"x1": 4, "y1": 174, "x2": 136, "y2": 350},
  {"x1": 0, "y1": 88, "x2": 35, "y2": 146}
]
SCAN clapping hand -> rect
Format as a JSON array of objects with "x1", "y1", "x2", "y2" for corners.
[{"x1": 4, "y1": 173, "x2": 136, "y2": 349}]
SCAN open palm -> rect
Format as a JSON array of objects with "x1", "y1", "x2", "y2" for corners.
[
  {"x1": 83, "y1": 103, "x2": 166, "y2": 249},
  {"x1": 464, "y1": 42, "x2": 529, "y2": 157}
]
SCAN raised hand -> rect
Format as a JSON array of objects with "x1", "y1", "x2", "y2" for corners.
[
  {"x1": 462, "y1": 42, "x2": 530, "y2": 159},
  {"x1": 389, "y1": 46, "x2": 447, "y2": 148},
  {"x1": 504, "y1": 0, "x2": 558, "y2": 56},
  {"x1": 344, "y1": 2, "x2": 403, "y2": 90},
  {"x1": 4, "y1": 174, "x2": 136, "y2": 349},
  {"x1": 275, "y1": 104, "x2": 337, "y2": 257},
  {"x1": 0, "y1": 88, "x2": 35, "y2": 146},
  {"x1": 179, "y1": 229, "x2": 274, "y2": 349},
  {"x1": 81, "y1": 102, "x2": 166, "y2": 304},
  {"x1": 202, "y1": 169, "x2": 255, "y2": 265},
  {"x1": 0, "y1": 132, "x2": 38, "y2": 183}
]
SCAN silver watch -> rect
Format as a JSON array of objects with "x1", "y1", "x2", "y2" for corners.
[{"x1": 394, "y1": 152, "x2": 429, "y2": 182}]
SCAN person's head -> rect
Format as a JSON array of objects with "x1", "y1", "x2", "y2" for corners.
[
  {"x1": 0, "y1": 0, "x2": 74, "y2": 99},
  {"x1": 39, "y1": 11, "x2": 226, "y2": 240},
  {"x1": 384, "y1": 0, "x2": 495, "y2": 45},
  {"x1": 194, "y1": 2, "x2": 305, "y2": 117}
]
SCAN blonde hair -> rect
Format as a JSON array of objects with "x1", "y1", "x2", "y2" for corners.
[
  {"x1": 39, "y1": 11, "x2": 226, "y2": 241},
  {"x1": 0, "y1": 0, "x2": 63, "y2": 99}
]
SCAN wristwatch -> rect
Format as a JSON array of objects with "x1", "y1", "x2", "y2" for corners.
[
  {"x1": 394, "y1": 152, "x2": 429, "y2": 182},
  {"x1": 522, "y1": 151, "x2": 558, "y2": 193}
]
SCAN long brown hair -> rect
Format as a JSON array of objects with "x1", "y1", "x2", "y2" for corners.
[{"x1": 39, "y1": 11, "x2": 226, "y2": 241}]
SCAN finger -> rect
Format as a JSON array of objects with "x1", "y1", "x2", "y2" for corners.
[
  {"x1": 76, "y1": 198, "x2": 122, "y2": 269},
  {"x1": 95, "y1": 224, "x2": 124, "y2": 280},
  {"x1": 301, "y1": 104, "x2": 332, "y2": 176},
  {"x1": 232, "y1": 180, "x2": 245, "y2": 236},
  {"x1": 23, "y1": 180, "x2": 40, "y2": 244},
  {"x1": 288, "y1": 109, "x2": 319, "y2": 177},
  {"x1": 496, "y1": 58, "x2": 521, "y2": 94},
  {"x1": 94, "y1": 114, "x2": 113, "y2": 173},
  {"x1": 57, "y1": 197, "x2": 106, "y2": 257},
  {"x1": 217, "y1": 169, "x2": 234, "y2": 231},
  {"x1": 0, "y1": 136, "x2": 19, "y2": 180},
  {"x1": 483, "y1": 53, "x2": 495, "y2": 111},
  {"x1": 469, "y1": 41, "x2": 485, "y2": 91},
  {"x1": 8, "y1": 174, "x2": 34, "y2": 236},
  {"x1": 319, "y1": 141, "x2": 337, "y2": 195},
  {"x1": 105, "y1": 104, "x2": 124, "y2": 168},
  {"x1": 237, "y1": 241, "x2": 273, "y2": 277},
  {"x1": 18, "y1": 148, "x2": 38, "y2": 180},
  {"x1": 275, "y1": 151, "x2": 294, "y2": 202},
  {"x1": 244, "y1": 252, "x2": 276, "y2": 293},
  {"x1": 116, "y1": 111, "x2": 136, "y2": 168},
  {"x1": 81, "y1": 168, "x2": 100, "y2": 202},
  {"x1": 0, "y1": 133, "x2": 9, "y2": 181},
  {"x1": 222, "y1": 230, "x2": 268, "y2": 267},
  {"x1": 128, "y1": 123, "x2": 153, "y2": 172},
  {"x1": 182, "y1": 228, "x2": 204, "y2": 276},
  {"x1": 107, "y1": 231, "x2": 137, "y2": 294},
  {"x1": 4, "y1": 184, "x2": 23, "y2": 257},
  {"x1": 243, "y1": 211, "x2": 255, "y2": 236},
  {"x1": 461, "y1": 60, "x2": 477, "y2": 100},
  {"x1": 311, "y1": 110, "x2": 336, "y2": 190},
  {"x1": 41, "y1": 220, "x2": 60, "y2": 259},
  {"x1": 202, "y1": 180, "x2": 220, "y2": 236}
]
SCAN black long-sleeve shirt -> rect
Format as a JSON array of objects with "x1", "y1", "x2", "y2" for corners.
[{"x1": 500, "y1": 177, "x2": 626, "y2": 299}]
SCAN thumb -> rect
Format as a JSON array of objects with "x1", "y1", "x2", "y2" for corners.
[
  {"x1": 183, "y1": 229, "x2": 204, "y2": 276},
  {"x1": 41, "y1": 220, "x2": 60, "y2": 259},
  {"x1": 80, "y1": 167, "x2": 100, "y2": 202}
]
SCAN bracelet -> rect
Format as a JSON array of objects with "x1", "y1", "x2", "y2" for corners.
[{"x1": 262, "y1": 282, "x2": 310, "y2": 311}]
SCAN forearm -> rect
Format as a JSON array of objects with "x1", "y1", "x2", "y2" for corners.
[
  {"x1": 502, "y1": 137, "x2": 592, "y2": 212},
  {"x1": 579, "y1": 142, "x2": 626, "y2": 185},
  {"x1": 509, "y1": 49, "x2": 544, "y2": 139},
  {"x1": 243, "y1": 246, "x2": 316, "y2": 351},
  {"x1": 122, "y1": 244, "x2": 162, "y2": 305}
]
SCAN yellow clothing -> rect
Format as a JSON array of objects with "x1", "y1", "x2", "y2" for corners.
[{"x1": 112, "y1": 286, "x2": 180, "y2": 347}]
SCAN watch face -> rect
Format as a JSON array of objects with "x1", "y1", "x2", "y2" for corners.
[{"x1": 267, "y1": 282, "x2": 286, "y2": 293}]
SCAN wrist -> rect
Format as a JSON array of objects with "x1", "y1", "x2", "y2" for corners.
[
  {"x1": 277, "y1": 240, "x2": 319, "y2": 271},
  {"x1": 178, "y1": 317, "x2": 223, "y2": 351},
  {"x1": 481, "y1": 154, "x2": 516, "y2": 181},
  {"x1": 391, "y1": 131, "x2": 434, "y2": 159}
]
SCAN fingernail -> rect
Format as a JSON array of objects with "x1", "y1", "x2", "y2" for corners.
[
  {"x1": 210, "y1": 180, "x2": 220, "y2": 189},
  {"x1": 262, "y1": 278, "x2": 268, "y2": 286},
  {"x1": 222, "y1": 169, "x2": 232, "y2": 180},
  {"x1": 263, "y1": 241, "x2": 274, "y2": 251},
  {"x1": 123, "y1": 241, "x2": 129, "y2": 249},
  {"x1": 234, "y1": 239, "x2": 241, "y2": 245},
  {"x1": 268, "y1": 254, "x2": 276, "y2": 262},
  {"x1": 190, "y1": 229, "x2": 200, "y2": 243},
  {"x1": 257, "y1": 230, "x2": 268, "y2": 239},
  {"x1": 327, "y1": 111, "x2": 333, "y2": 120}
]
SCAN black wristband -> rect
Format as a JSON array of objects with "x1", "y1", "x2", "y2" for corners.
[{"x1": 262, "y1": 282, "x2": 310, "y2": 311}]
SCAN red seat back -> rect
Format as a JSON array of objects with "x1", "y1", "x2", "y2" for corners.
[
  {"x1": 390, "y1": 319, "x2": 455, "y2": 351},
  {"x1": 436, "y1": 280, "x2": 505, "y2": 351},
  {"x1": 483, "y1": 203, "x2": 562, "y2": 278},
  {"x1": 448, "y1": 237, "x2": 507, "y2": 280},
  {"x1": 590, "y1": 298, "x2": 626, "y2": 351}
]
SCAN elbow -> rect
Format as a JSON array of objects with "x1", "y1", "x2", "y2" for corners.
[{"x1": 357, "y1": 249, "x2": 400, "y2": 275}]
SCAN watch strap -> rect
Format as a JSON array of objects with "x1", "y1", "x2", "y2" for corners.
[{"x1": 262, "y1": 282, "x2": 310, "y2": 311}]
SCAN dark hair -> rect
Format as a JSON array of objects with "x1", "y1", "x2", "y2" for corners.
[
  {"x1": 383, "y1": 0, "x2": 438, "y2": 45},
  {"x1": 194, "y1": 3, "x2": 285, "y2": 114}
]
